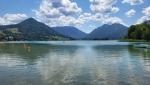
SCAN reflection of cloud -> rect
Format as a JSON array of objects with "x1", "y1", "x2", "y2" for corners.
[
  {"x1": 36, "y1": 46, "x2": 129, "y2": 84},
  {"x1": 36, "y1": 47, "x2": 83, "y2": 84},
  {"x1": 0, "y1": 43, "x2": 150, "y2": 84},
  {"x1": 0, "y1": 55, "x2": 26, "y2": 67}
]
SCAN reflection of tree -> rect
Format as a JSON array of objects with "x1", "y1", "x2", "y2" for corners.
[
  {"x1": 128, "y1": 46, "x2": 150, "y2": 66},
  {"x1": 36, "y1": 45, "x2": 81, "y2": 85}
]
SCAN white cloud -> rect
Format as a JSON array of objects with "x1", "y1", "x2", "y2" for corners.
[
  {"x1": 0, "y1": 17, "x2": 5, "y2": 25},
  {"x1": 102, "y1": 16, "x2": 125, "y2": 25},
  {"x1": 122, "y1": 0, "x2": 144, "y2": 5},
  {"x1": 41, "y1": 13, "x2": 94, "y2": 27},
  {"x1": 33, "y1": 0, "x2": 125, "y2": 32},
  {"x1": 78, "y1": 13, "x2": 97, "y2": 22},
  {"x1": 89, "y1": 0, "x2": 119, "y2": 14},
  {"x1": 80, "y1": 13, "x2": 124, "y2": 25},
  {"x1": 135, "y1": 6, "x2": 150, "y2": 24},
  {"x1": 34, "y1": 0, "x2": 84, "y2": 27},
  {"x1": 0, "y1": 13, "x2": 28, "y2": 25},
  {"x1": 142, "y1": 6, "x2": 150, "y2": 16},
  {"x1": 48, "y1": 15, "x2": 85, "y2": 26},
  {"x1": 34, "y1": 0, "x2": 82, "y2": 19},
  {"x1": 126, "y1": 9, "x2": 136, "y2": 17},
  {"x1": 135, "y1": 16, "x2": 150, "y2": 24}
]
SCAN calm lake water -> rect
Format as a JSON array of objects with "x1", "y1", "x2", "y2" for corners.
[{"x1": 0, "y1": 41, "x2": 150, "y2": 85}]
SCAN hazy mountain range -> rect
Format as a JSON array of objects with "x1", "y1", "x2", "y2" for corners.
[
  {"x1": 143, "y1": 20, "x2": 150, "y2": 24},
  {"x1": 0, "y1": 18, "x2": 129, "y2": 41},
  {"x1": 52, "y1": 26, "x2": 87, "y2": 39},
  {"x1": 85, "y1": 24, "x2": 128, "y2": 40}
]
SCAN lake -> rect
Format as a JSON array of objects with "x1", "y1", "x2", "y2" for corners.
[{"x1": 0, "y1": 41, "x2": 150, "y2": 85}]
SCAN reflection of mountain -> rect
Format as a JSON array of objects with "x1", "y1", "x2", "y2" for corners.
[
  {"x1": 0, "y1": 43, "x2": 81, "y2": 85},
  {"x1": 0, "y1": 43, "x2": 82, "y2": 64},
  {"x1": 0, "y1": 43, "x2": 53, "y2": 63},
  {"x1": 0, "y1": 42, "x2": 150, "y2": 85}
]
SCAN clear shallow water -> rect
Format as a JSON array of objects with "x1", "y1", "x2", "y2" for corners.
[{"x1": 0, "y1": 41, "x2": 150, "y2": 85}]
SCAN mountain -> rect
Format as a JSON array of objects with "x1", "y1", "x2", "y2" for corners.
[
  {"x1": 0, "y1": 18, "x2": 129, "y2": 41},
  {"x1": 52, "y1": 26, "x2": 87, "y2": 39},
  {"x1": 85, "y1": 23, "x2": 128, "y2": 40},
  {"x1": 143, "y1": 20, "x2": 150, "y2": 24},
  {"x1": 0, "y1": 18, "x2": 70, "y2": 41}
]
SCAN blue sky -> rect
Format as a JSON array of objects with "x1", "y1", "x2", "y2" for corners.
[{"x1": 0, "y1": 0, "x2": 150, "y2": 33}]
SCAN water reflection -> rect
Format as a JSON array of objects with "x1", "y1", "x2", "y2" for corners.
[
  {"x1": 0, "y1": 43, "x2": 55, "y2": 64},
  {"x1": 0, "y1": 41, "x2": 149, "y2": 85}
]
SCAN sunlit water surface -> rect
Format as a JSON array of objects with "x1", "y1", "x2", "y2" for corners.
[{"x1": 0, "y1": 41, "x2": 150, "y2": 85}]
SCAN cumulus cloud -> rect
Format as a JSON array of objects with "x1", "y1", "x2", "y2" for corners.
[
  {"x1": 135, "y1": 16, "x2": 149, "y2": 24},
  {"x1": 126, "y1": 9, "x2": 136, "y2": 17},
  {"x1": 142, "y1": 6, "x2": 150, "y2": 16},
  {"x1": 89, "y1": 0, "x2": 119, "y2": 14},
  {"x1": 46, "y1": 15, "x2": 85, "y2": 26},
  {"x1": 39, "y1": 13, "x2": 92, "y2": 27},
  {"x1": 0, "y1": 18, "x2": 5, "y2": 25},
  {"x1": 0, "y1": 13, "x2": 28, "y2": 25},
  {"x1": 135, "y1": 6, "x2": 150, "y2": 24},
  {"x1": 38, "y1": 12, "x2": 124, "y2": 27},
  {"x1": 33, "y1": 0, "x2": 84, "y2": 27},
  {"x1": 102, "y1": 16, "x2": 125, "y2": 25},
  {"x1": 122, "y1": 0, "x2": 144, "y2": 5},
  {"x1": 80, "y1": 13, "x2": 124, "y2": 25},
  {"x1": 34, "y1": 0, "x2": 82, "y2": 19},
  {"x1": 33, "y1": 0, "x2": 124, "y2": 30}
]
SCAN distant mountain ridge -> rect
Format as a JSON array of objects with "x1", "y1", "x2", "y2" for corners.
[
  {"x1": 0, "y1": 18, "x2": 130, "y2": 41},
  {"x1": 85, "y1": 23, "x2": 128, "y2": 40},
  {"x1": 52, "y1": 26, "x2": 87, "y2": 39},
  {"x1": 0, "y1": 18, "x2": 70, "y2": 41},
  {"x1": 143, "y1": 20, "x2": 150, "y2": 24}
]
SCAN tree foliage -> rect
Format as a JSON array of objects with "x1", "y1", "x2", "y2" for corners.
[{"x1": 127, "y1": 23, "x2": 150, "y2": 41}]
